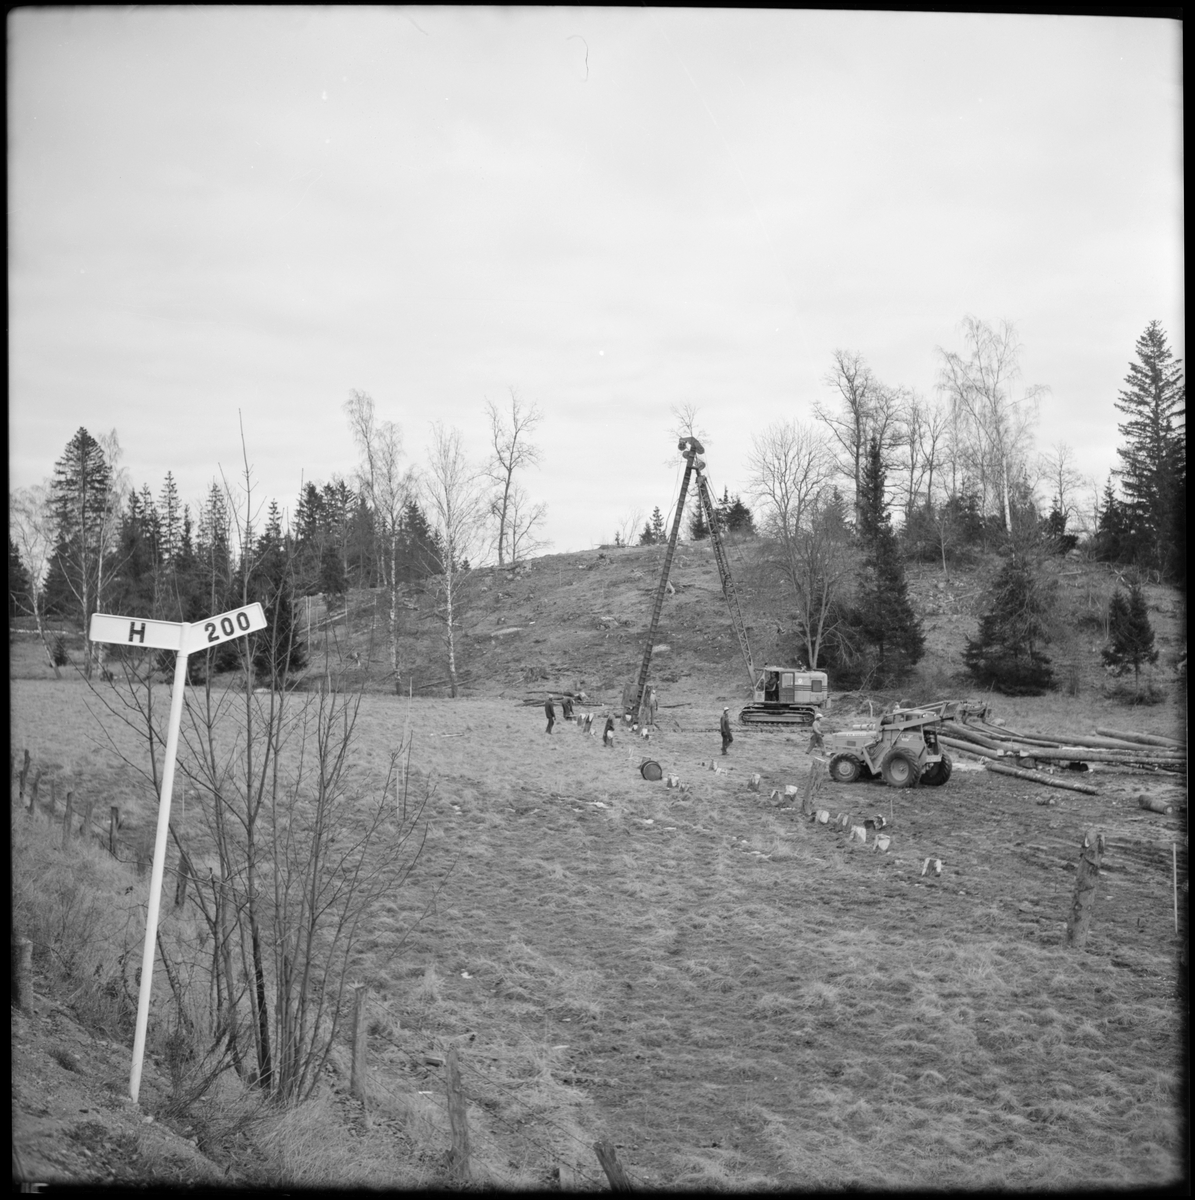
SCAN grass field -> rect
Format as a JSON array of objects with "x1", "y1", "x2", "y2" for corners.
[{"x1": 10, "y1": 546, "x2": 1188, "y2": 1187}]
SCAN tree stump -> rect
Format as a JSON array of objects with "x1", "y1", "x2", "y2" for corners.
[
  {"x1": 12, "y1": 937, "x2": 34, "y2": 1014},
  {"x1": 445, "y1": 1045, "x2": 471, "y2": 1184},
  {"x1": 350, "y1": 983, "x2": 370, "y2": 1129},
  {"x1": 62, "y1": 791, "x2": 74, "y2": 850},
  {"x1": 748, "y1": 773, "x2": 761, "y2": 792},
  {"x1": 593, "y1": 1140, "x2": 633, "y2": 1191},
  {"x1": 1065, "y1": 829, "x2": 1105, "y2": 949}
]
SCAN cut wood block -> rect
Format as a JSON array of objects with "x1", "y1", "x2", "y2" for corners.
[
  {"x1": 784, "y1": 784, "x2": 800, "y2": 801},
  {"x1": 849, "y1": 825, "x2": 867, "y2": 843},
  {"x1": 665, "y1": 775, "x2": 681, "y2": 789},
  {"x1": 815, "y1": 809, "x2": 830, "y2": 824},
  {"x1": 874, "y1": 834, "x2": 891, "y2": 853},
  {"x1": 1138, "y1": 794, "x2": 1175, "y2": 815},
  {"x1": 748, "y1": 773, "x2": 762, "y2": 791}
]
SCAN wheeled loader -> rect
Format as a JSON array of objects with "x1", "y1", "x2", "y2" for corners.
[{"x1": 822, "y1": 701, "x2": 982, "y2": 788}]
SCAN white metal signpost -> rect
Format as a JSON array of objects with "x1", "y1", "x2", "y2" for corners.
[{"x1": 88, "y1": 602, "x2": 267, "y2": 1103}]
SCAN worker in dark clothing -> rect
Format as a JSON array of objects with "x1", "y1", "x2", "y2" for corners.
[
  {"x1": 603, "y1": 716, "x2": 615, "y2": 748},
  {"x1": 545, "y1": 695, "x2": 556, "y2": 734},
  {"x1": 562, "y1": 696, "x2": 574, "y2": 721},
  {"x1": 720, "y1": 706, "x2": 734, "y2": 755}
]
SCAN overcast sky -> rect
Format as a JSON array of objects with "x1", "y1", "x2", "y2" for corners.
[{"x1": 8, "y1": 8, "x2": 1183, "y2": 554}]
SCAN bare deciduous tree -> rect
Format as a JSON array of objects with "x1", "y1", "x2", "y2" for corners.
[
  {"x1": 937, "y1": 317, "x2": 1045, "y2": 533},
  {"x1": 506, "y1": 481, "x2": 549, "y2": 563},
  {"x1": 895, "y1": 393, "x2": 948, "y2": 521},
  {"x1": 424, "y1": 424, "x2": 487, "y2": 697},
  {"x1": 344, "y1": 391, "x2": 415, "y2": 691},
  {"x1": 9, "y1": 483, "x2": 61, "y2": 677},
  {"x1": 1038, "y1": 441, "x2": 1088, "y2": 530},
  {"x1": 747, "y1": 422, "x2": 851, "y2": 667},
  {"x1": 814, "y1": 350, "x2": 903, "y2": 523},
  {"x1": 484, "y1": 390, "x2": 543, "y2": 567}
]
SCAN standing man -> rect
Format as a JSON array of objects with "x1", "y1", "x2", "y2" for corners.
[
  {"x1": 603, "y1": 716, "x2": 616, "y2": 748},
  {"x1": 808, "y1": 711, "x2": 825, "y2": 754},
  {"x1": 645, "y1": 687, "x2": 658, "y2": 731},
  {"x1": 562, "y1": 695, "x2": 574, "y2": 722},
  {"x1": 545, "y1": 695, "x2": 556, "y2": 735},
  {"x1": 720, "y1": 706, "x2": 734, "y2": 756}
]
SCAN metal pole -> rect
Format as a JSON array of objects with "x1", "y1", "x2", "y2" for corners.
[{"x1": 129, "y1": 646, "x2": 190, "y2": 1103}]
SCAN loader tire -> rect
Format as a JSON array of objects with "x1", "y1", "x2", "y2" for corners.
[
  {"x1": 828, "y1": 754, "x2": 862, "y2": 784},
  {"x1": 882, "y1": 751, "x2": 919, "y2": 788},
  {"x1": 921, "y1": 753, "x2": 953, "y2": 787}
]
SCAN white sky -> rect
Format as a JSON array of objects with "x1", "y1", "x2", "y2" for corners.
[{"x1": 8, "y1": 8, "x2": 1184, "y2": 553}]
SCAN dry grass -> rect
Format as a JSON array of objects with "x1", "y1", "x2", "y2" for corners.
[{"x1": 10, "y1": 547, "x2": 1186, "y2": 1189}]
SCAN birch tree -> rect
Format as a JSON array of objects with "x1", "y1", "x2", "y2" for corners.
[
  {"x1": 937, "y1": 318, "x2": 1045, "y2": 534},
  {"x1": 424, "y1": 424, "x2": 486, "y2": 698},
  {"x1": 345, "y1": 391, "x2": 415, "y2": 692},
  {"x1": 9, "y1": 484, "x2": 61, "y2": 677}
]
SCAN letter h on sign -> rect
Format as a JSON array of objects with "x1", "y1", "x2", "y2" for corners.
[{"x1": 129, "y1": 621, "x2": 147, "y2": 644}]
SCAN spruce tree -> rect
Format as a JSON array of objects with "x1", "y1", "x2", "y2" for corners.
[
  {"x1": 49, "y1": 427, "x2": 113, "y2": 632},
  {"x1": 650, "y1": 506, "x2": 666, "y2": 543},
  {"x1": 1114, "y1": 321, "x2": 1185, "y2": 577},
  {"x1": 1102, "y1": 580, "x2": 1159, "y2": 690},
  {"x1": 964, "y1": 554, "x2": 1056, "y2": 695},
  {"x1": 852, "y1": 437, "x2": 924, "y2": 687},
  {"x1": 688, "y1": 499, "x2": 709, "y2": 541}
]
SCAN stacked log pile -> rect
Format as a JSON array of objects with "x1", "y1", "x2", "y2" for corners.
[{"x1": 937, "y1": 718, "x2": 1186, "y2": 795}]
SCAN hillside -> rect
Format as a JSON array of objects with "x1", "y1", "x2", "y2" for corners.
[{"x1": 291, "y1": 542, "x2": 1184, "y2": 725}]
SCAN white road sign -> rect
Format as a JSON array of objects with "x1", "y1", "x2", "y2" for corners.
[
  {"x1": 89, "y1": 612, "x2": 185, "y2": 651},
  {"x1": 185, "y1": 602, "x2": 267, "y2": 653}
]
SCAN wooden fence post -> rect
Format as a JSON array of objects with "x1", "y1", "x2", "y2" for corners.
[
  {"x1": 28, "y1": 768, "x2": 41, "y2": 815},
  {"x1": 109, "y1": 806, "x2": 120, "y2": 856},
  {"x1": 19, "y1": 749, "x2": 30, "y2": 803},
  {"x1": 81, "y1": 798, "x2": 94, "y2": 846},
  {"x1": 48, "y1": 778, "x2": 57, "y2": 820},
  {"x1": 12, "y1": 937, "x2": 34, "y2": 1014},
  {"x1": 1065, "y1": 829, "x2": 1105, "y2": 949},
  {"x1": 62, "y1": 791, "x2": 75, "y2": 850},
  {"x1": 350, "y1": 983, "x2": 370, "y2": 1128},
  {"x1": 593, "y1": 1140, "x2": 633, "y2": 1191},
  {"x1": 445, "y1": 1044, "x2": 471, "y2": 1184}
]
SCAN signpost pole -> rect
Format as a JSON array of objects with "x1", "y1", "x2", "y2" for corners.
[{"x1": 128, "y1": 645, "x2": 190, "y2": 1103}]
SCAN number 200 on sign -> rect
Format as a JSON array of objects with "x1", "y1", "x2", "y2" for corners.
[{"x1": 204, "y1": 610, "x2": 255, "y2": 642}]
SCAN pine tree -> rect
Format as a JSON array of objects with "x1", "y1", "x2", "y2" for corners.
[
  {"x1": 964, "y1": 554, "x2": 1056, "y2": 695},
  {"x1": 1102, "y1": 580, "x2": 1159, "y2": 690},
  {"x1": 852, "y1": 437, "x2": 924, "y2": 686},
  {"x1": 1114, "y1": 321, "x2": 1185, "y2": 577},
  {"x1": 1093, "y1": 478, "x2": 1130, "y2": 564}
]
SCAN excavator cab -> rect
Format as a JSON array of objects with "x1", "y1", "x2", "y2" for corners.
[{"x1": 740, "y1": 664, "x2": 830, "y2": 726}]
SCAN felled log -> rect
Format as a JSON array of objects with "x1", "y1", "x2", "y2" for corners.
[
  {"x1": 1095, "y1": 727, "x2": 1184, "y2": 750},
  {"x1": 984, "y1": 762, "x2": 1099, "y2": 795},
  {"x1": 943, "y1": 725, "x2": 1007, "y2": 752},
  {"x1": 1028, "y1": 746, "x2": 1184, "y2": 764},
  {"x1": 1138, "y1": 795, "x2": 1175, "y2": 815},
  {"x1": 1035, "y1": 733, "x2": 1154, "y2": 752},
  {"x1": 938, "y1": 734, "x2": 996, "y2": 758}
]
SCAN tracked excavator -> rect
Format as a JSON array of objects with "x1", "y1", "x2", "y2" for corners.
[{"x1": 629, "y1": 437, "x2": 831, "y2": 729}]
